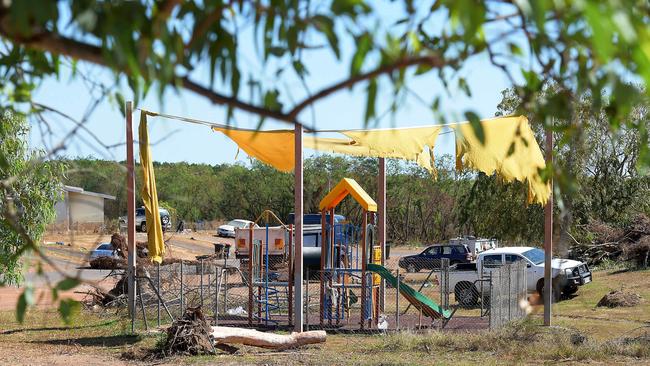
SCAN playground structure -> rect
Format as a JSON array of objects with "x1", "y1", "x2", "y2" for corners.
[
  {"x1": 318, "y1": 178, "x2": 379, "y2": 329},
  {"x1": 124, "y1": 106, "x2": 554, "y2": 332},
  {"x1": 218, "y1": 178, "x2": 456, "y2": 331},
  {"x1": 244, "y1": 210, "x2": 294, "y2": 327},
  {"x1": 121, "y1": 178, "x2": 521, "y2": 333}
]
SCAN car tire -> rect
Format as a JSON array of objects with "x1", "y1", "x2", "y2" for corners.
[
  {"x1": 140, "y1": 222, "x2": 147, "y2": 233},
  {"x1": 406, "y1": 263, "x2": 418, "y2": 273},
  {"x1": 537, "y1": 279, "x2": 561, "y2": 302},
  {"x1": 455, "y1": 282, "x2": 479, "y2": 307},
  {"x1": 565, "y1": 286, "x2": 579, "y2": 295}
]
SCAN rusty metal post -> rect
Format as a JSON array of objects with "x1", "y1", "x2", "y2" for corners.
[
  {"x1": 125, "y1": 101, "x2": 137, "y2": 333},
  {"x1": 293, "y1": 123, "x2": 304, "y2": 332},
  {"x1": 544, "y1": 124, "x2": 554, "y2": 326}
]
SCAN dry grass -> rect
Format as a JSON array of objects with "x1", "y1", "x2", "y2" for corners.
[{"x1": 1, "y1": 268, "x2": 649, "y2": 365}]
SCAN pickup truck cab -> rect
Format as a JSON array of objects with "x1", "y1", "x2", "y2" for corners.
[{"x1": 449, "y1": 246, "x2": 592, "y2": 306}]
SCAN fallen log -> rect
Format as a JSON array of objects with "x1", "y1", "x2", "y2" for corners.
[{"x1": 211, "y1": 326, "x2": 326, "y2": 350}]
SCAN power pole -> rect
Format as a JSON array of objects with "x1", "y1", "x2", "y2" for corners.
[
  {"x1": 125, "y1": 101, "x2": 137, "y2": 332},
  {"x1": 543, "y1": 124, "x2": 553, "y2": 326},
  {"x1": 293, "y1": 124, "x2": 304, "y2": 332}
]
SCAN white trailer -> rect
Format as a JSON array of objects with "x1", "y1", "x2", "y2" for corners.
[
  {"x1": 234, "y1": 226, "x2": 289, "y2": 259},
  {"x1": 449, "y1": 236, "x2": 498, "y2": 257}
]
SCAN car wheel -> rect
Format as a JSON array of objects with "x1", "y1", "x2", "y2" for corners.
[
  {"x1": 565, "y1": 286, "x2": 579, "y2": 295},
  {"x1": 140, "y1": 222, "x2": 147, "y2": 232},
  {"x1": 406, "y1": 263, "x2": 418, "y2": 273},
  {"x1": 537, "y1": 279, "x2": 561, "y2": 302},
  {"x1": 455, "y1": 282, "x2": 479, "y2": 307}
]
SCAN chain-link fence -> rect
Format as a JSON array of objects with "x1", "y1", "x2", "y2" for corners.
[
  {"x1": 488, "y1": 261, "x2": 528, "y2": 329},
  {"x1": 125, "y1": 251, "x2": 528, "y2": 332}
]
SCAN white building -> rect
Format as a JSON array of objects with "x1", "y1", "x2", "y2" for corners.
[{"x1": 53, "y1": 185, "x2": 116, "y2": 230}]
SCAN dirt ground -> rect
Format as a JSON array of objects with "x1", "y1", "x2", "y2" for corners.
[
  {"x1": 0, "y1": 231, "x2": 234, "y2": 312},
  {"x1": 1, "y1": 267, "x2": 648, "y2": 365}
]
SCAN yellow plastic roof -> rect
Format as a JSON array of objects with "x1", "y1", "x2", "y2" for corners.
[{"x1": 319, "y1": 178, "x2": 377, "y2": 212}]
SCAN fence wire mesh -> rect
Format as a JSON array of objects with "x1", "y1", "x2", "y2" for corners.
[{"x1": 121, "y1": 249, "x2": 528, "y2": 332}]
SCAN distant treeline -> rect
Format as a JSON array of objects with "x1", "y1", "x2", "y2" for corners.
[{"x1": 60, "y1": 146, "x2": 649, "y2": 248}]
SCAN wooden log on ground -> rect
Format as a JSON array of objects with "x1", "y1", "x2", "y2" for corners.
[{"x1": 211, "y1": 326, "x2": 326, "y2": 350}]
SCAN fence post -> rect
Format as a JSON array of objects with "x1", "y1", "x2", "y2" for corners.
[
  {"x1": 157, "y1": 262, "x2": 161, "y2": 327},
  {"x1": 488, "y1": 272, "x2": 493, "y2": 329},
  {"x1": 180, "y1": 260, "x2": 184, "y2": 316},
  {"x1": 214, "y1": 263, "x2": 219, "y2": 326},
  {"x1": 508, "y1": 264, "x2": 512, "y2": 322},
  {"x1": 305, "y1": 267, "x2": 310, "y2": 330},
  {"x1": 396, "y1": 268, "x2": 400, "y2": 331},
  {"x1": 200, "y1": 259, "x2": 204, "y2": 307}
]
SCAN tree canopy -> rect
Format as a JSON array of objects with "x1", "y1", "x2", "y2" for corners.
[{"x1": 1, "y1": 0, "x2": 650, "y2": 168}]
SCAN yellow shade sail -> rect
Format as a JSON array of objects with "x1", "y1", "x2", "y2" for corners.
[
  {"x1": 452, "y1": 116, "x2": 550, "y2": 205},
  {"x1": 212, "y1": 127, "x2": 295, "y2": 172},
  {"x1": 319, "y1": 178, "x2": 377, "y2": 212},
  {"x1": 210, "y1": 115, "x2": 550, "y2": 205},
  {"x1": 138, "y1": 112, "x2": 165, "y2": 263},
  {"x1": 341, "y1": 126, "x2": 442, "y2": 172}
]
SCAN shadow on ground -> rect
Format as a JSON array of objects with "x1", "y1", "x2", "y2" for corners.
[
  {"x1": 33, "y1": 334, "x2": 141, "y2": 347},
  {"x1": 0, "y1": 320, "x2": 118, "y2": 335}
]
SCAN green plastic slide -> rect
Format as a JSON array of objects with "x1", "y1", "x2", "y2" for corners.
[{"x1": 367, "y1": 263, "x2": 453, "y2": 319}]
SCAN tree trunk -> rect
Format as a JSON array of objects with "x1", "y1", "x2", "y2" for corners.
[{"x1": 211, "y1": 327, "x2": 326, "y2": 350}]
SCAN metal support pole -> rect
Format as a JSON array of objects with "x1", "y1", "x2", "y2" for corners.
[
  {"x1": 288, "y1": 224, "x2": 293, "y2": 326},
  {"x1": 544, "y1": 125, "x2": 554, "y2": 326},
  {"x1": 319, "y1": 209, "x2": 326, "y2": 327},
  {"x1": 248, "y1": 225, "x2": 253, "y2": 326},
  {"x1": 305, "y1": 267, "x2": 310, "y2": 329},
  {"x1": 396, "y1": 268, "x2": 400, "y2": 331},
  {"x1": 137, "y1": 278, "x2": 148, "y2": 331},
  {"x1": 360, "y1": 210, "x2": 367, "y2": 329},
  {"x1": 200, "y1": 259, "x2": 204, "y2": 307},
  {"x1": 294, "y1": 124, "x2": 304, "y2": 332},
  {"x1": 180, "y1": 260, "x2": 184, "y2": 316},
  {"x1": 125, "y1": 101, "x2": 137, "y2": 333},
  {"x1": 214, "y1": 264, "x2": 220, "y2": 325},
  {"x1": 157, "y1": 262, "x2": 161, "y2": 327},
  {"x1": 378, "y1": 157, "x2": 386, "y2": 313}
]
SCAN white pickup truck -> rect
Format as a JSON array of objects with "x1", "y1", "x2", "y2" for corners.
[{"x1": 449, "y1": 246, "x2": 592, "y2": 306}]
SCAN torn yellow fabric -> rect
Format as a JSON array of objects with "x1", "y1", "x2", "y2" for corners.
[
  {"x1": 341, "y1": 127, "x2": 442, "y2": 172},
  {"x1": 304, "y1": 126, "x2": 442, "y2": 172},
  {"x1": 212, "y1": 127, "x2": 295, "y2": 172},
  {"x1": 138, "y1": 113, "x2": 165, "y2": 263},
  {"x1": 451, "y1": 116, "x2": 550, "y2": 205},
  {"x1": 304, "y1": 137, "x2": 371, "y2": 157}
]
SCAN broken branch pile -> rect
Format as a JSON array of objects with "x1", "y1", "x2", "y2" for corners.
[
  {"x1": 162, "y1": 306, "x2": 216, "y2": 356},
  {"x1": 571, "y1": 214, "x2": 650, "y2": 267}
]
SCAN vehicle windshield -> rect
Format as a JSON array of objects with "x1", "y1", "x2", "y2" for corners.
[
  {"x1": 522, "y1": 248, "x2": 545, "y2": 265},
  {"x1": 228, "y1": 220, "x2": 248, "y2": 228}
]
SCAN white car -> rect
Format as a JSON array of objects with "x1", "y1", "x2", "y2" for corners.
[
  {"x1": 217, "y1": 219, "x2": 258, "y2": 238},
  {"x1": 448, "y1": 246, "x2": 592, "y2": 305},
  {"x1": 119, "y1": 207, "x2": 172, "y2": 232},
  {"x1": 89, "y1": 243, "x2": 119, "y2": 260}
]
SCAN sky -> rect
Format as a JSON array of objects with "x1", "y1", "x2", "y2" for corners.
[{"x1": 29, "y1": 3, "x2": 520, "y2": 167}]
